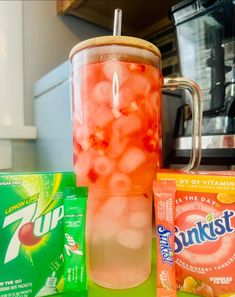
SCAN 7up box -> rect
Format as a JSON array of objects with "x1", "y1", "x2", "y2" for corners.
[{"x1": 0, "y1": 172, "x2": 77, "y2": 297}]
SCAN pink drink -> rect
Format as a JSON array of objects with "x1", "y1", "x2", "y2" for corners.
[
  {"x1": 73, "y1": 60, "x2": 162, "y2": 190},
  {"x1": 71, "y1": 39, "x2": 162, "y2": 289}
]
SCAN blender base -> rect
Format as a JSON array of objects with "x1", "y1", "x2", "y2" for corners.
[
  {"x1": 165, "y1": 135, "x2": 235, "y2": 167},
  {"x1": 174, "y1": 135, "x2": 235, "y2": 150}
]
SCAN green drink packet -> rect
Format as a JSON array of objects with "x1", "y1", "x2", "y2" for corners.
[{"x1": 62, "y1": 187, "x2": 88, "y2": 296}]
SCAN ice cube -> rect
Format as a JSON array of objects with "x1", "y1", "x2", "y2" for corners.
[
  {"x1": 92, "y1": 81, "x2": 112, "y2": 104},
  {"x1": 74, "y1": 126, "x2": 90, "y2": 150},
  {"x1": 74, "y1": 151, "x2": 91, "y2": 174},
  {"x1": 74, "y1": 126, "x2": 88, "y2": 141},
  {"x1": 129, "y1": 194, "x2": 152, "y2": 211},
  {"x1": 76, "y1": 172, "x2": 89, "y2": 186},
  {"x1": 118, "y1": 146, "x2": 146, "y2": 173},
  {"x1": 109, "y1": 171, "x2": 132, "y2": 193},
  {"x1": 132, "y1": 166, "x2": 156, "y2": 193},
  {"x1": 100, "y1": 196, "x2": 128, "y2": 219},
  {"x1": 86, "y1": 192, "x2": 106, "y2": 218},
  {"x1": 112, "y1": 108, "x2": 122, "y2": 119},
  {"x1": 112, "y1": 113, "x2": 142, "y2": 137},
  {"x1": 93, "y1": 156, "x2": 114, "y2": 176},
  {"x1": 119, "y1": 101, "x2": 139, "y2": 116},
  {"x1": 129, "y1": 211, "x2": 150, "y2": 228},
  {"x1": 128, "y1": 73, "x2": 151, "y2": 96},
  {"x1": 108, "y1": 135, "x2": 129, "y2": 158},
  {"x1": 150, "y1": 67, "x2": 161, "y2": 84},
  {"x1": 144, "y1": 91, "x2": 159, "y2": 120},
  {"x1": 103, "y1": 61, "x2": 129, "y2": 86},
  {"x1": 96, "y1": 215, "x2": 122, "y2": 240},
  {"x1": 117, "y1": 229, "x2": 144, "y2": 249},
  {"x1": 118, "y1": 85, "x2": 136, "y2": 109},
  {"x1": 93, "y1": 105, "x2": 114, "y2": 127},
  {"x1": 83, "y1": 100, "x2": 97, "y2": 121}
]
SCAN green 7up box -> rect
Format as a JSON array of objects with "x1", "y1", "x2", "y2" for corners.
[{"x1": 0, "y1": 172, "x2": 86, "y2": 297}]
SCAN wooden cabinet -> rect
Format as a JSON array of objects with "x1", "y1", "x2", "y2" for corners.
[{"x1": 57, "y1": 0, "x2": 180, "y2": 38}]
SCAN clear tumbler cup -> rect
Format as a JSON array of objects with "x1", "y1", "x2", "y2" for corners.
[{"x1": 70, "y1": 36, "x2": 202, "y2": 289}]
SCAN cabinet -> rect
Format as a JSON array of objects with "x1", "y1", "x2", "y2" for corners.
[
  {"x1": 57, "y1": 0, "x2": 180, "y2": 77},
  {"x1": 57, "y1": 0, "x2": 180, "y2": 38}
]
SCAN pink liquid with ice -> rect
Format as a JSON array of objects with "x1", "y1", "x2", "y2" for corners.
[{"x1": 72, "y1": 59, "x2": 162, "y2": 288}]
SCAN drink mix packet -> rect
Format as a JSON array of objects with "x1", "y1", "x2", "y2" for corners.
[
  {"x1": 157, "y1": 170, "x2": 235, "y2": 297},
  {"x1": 62, "y1": 187, "x2": 88, "y2": 297},
  {"x1": 153, "y1": 180, "x2": 177, "y2": 297}
]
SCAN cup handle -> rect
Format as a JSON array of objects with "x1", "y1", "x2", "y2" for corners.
[{"x1": 163, "y1": 77, "x2": 202, "y2": 170}]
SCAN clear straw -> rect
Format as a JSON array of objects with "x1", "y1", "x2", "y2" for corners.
[{"x1": 113, "y1": 8, "x2": 122, "y2": 36}]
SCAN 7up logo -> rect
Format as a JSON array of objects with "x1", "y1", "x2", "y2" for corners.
[
  {"x1": 3, "y1": 202, "x2": 64, "y2": 264},
  {"x1": 64, "y1": 233, "x2": 83, "y2": 256}
]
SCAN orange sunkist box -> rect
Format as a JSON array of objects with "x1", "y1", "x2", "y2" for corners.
[{"x1": 156, "y1": 170, "x2": 235, "y2": 297}]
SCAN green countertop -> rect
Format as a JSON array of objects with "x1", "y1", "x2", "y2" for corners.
[{"x1": 88, "y1": 239, "x2": 192, "y2": 297}]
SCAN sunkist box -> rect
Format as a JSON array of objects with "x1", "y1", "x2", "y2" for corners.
[
  {"x1": 0, "y1": 172, "x2": 77, "y2": 297},
  {"x1": 157, "y1": 170, "x2": 235, "y2": 297}
]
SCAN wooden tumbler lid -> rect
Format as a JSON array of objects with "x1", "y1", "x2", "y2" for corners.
[{"x1": 69, "y1": 35, "x2": 161, "y2": 60}]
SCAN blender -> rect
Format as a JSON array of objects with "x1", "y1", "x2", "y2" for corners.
[{"x1": 171, "y1": 0, "x2": 235, "y2": 165}]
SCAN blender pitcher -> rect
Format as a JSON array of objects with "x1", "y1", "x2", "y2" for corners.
[{"x1": 70, "y1": 35, "x2": 202, "y2": 288}]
